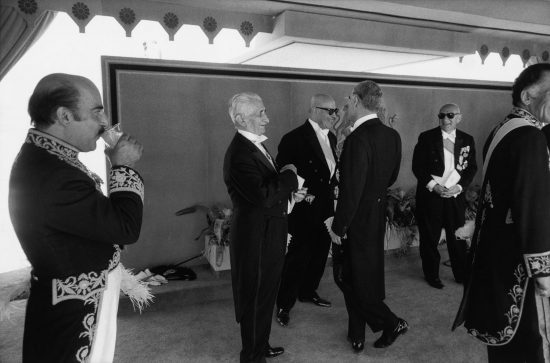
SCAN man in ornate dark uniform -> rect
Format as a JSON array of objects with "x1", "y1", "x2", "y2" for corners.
[
  {"x1": 412, "y1": 103, "x2": 477, "y2": 289},
  {"x1": 224, "y1": 92, "x2": 303, "y2": 363},
  {"x1": 330, "y1": 80, "x2": 408, "y2": 353},
  {"x1": 275, "y1": 94, "x2": 338, "y2": 327},
  {"x1": 454, "y1": 63, "x2": 550, "y2": 363},
  {"x1": 8, "y1": 73, "x2": 145, "y2": 363}
]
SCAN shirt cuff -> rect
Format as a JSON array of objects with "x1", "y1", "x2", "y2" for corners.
[{"x1": 427, "y1": 180, "x2": 437, "y2": 192}]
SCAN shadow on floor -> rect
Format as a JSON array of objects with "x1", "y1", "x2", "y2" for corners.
[{"x1": 0, "y1": 248, "x2": 485, "y2": 362}]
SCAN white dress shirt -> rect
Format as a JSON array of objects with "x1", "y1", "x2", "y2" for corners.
[
  {"x1": 427, "y1": 129, "x2": 462, "y2": 194},
  {"x1": 308, "y1": 119, "x2": 336, "y2": 177},
  {"x1": 349, "y1": 113, "x2": 378, "y2": 134},
  {"x1": 238, "y1": 129, "x2": 275, "y2": 169}
]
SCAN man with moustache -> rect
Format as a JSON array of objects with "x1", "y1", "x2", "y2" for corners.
[
  {"x1": 412, "y1": 103, "x2": 477, "y2": 289},
  {"x1": 454, "y1": 63, "x2": 550, "y2": 363},
  {"x1": 329, "y1": 80, "x2": 408, "y2": 353},
  {"x1": 8, "y1": 73, "x2": 145, "y2": 362},
  {"x1": 224, "y1": 92, "x2": 304, "y2": 363},
  {"x1": 275, "y1": 94, "x2": 338, "y2": 327}
]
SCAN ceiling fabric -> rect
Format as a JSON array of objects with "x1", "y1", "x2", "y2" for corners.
[
  {"x1": 1, "y1": 0, "x2": 548, "y2": 66},
  {"x1": 2, "y1": 0, "x2": 273, "y2": 45}
]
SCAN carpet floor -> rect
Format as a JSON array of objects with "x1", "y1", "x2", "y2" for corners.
[{"x1": 0, "y1": 247, "x2": 486, "y2": 362}]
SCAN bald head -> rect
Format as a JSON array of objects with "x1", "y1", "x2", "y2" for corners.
[
  {"x1": 309, "y1": 94, "x2": 337, "y2": 130},
  {"x1": 310, "y1": 94, "x2": 334, "y2": 109},
  {"x1": 438, "y1": 103, "x2": 462, "y2": 133},
  {"x1": 28, "y1": 73, "x2": 97, "y2": 129}
]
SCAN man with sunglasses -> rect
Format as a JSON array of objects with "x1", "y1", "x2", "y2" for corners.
[
  {"x1": 275, "y1": 94, "x2": 338, "y2": 327},
  {"x1": 412, "y1": 104, "x2": 477, "y2": 289},
  {"x1": 330, "y1": 81, "x2": 407, "y2": 353}
]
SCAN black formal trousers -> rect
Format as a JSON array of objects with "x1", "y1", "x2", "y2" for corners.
[
  {"x1": 333, "y1": 242, "x2": 398, "y2": 342},
  {"x1": 486, "y1": 283, "x2": 544, "y2": 363},
  {"x1": 275, "y1": 121, "x2": 337, "y2": 312},
  {"x1": 238, "y1": 234, "x2": 284, "y2": 363},
  {"x1": 277, "y1": 218, "x2": 331, "y2": 310},
  {"x1": 416, "y1": 196, "x2": 467, "y2": 282}
]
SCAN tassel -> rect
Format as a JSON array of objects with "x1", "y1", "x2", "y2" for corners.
[
  {"x1": 0, "y1": 278, "x2": 30, "y2": 321},
  {"x1": 119, "y1": 265, "x2": 154, "y2": 313}
]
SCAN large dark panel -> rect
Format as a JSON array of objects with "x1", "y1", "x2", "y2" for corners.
[{"x1": 102, "y1": 57, "x2": 510, "y2": 270}]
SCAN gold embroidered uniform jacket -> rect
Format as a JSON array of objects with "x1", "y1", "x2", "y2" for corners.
[
  {"x1": 453, "y1": 120, "x2": 550, "y2": 345},
  {"x1": 8, "y1": 129, "x2": 144, "y2": 362}
]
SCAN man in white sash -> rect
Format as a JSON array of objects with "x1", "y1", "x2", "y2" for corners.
[
  {"x1": 453, "y1": 63, "x2": 550, "y2": 363},
  {"x1": 412, "y1": 103, "x2": 477, "y2": 289}
]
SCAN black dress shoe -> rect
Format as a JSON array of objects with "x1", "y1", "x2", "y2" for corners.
[
  {"x1": 347, "y1": 338, "x2": 364, "y2": 353},
  {"x1": 298, "y1": 295, "x2": 331, "y2": 307},
  {"x1": 374, "y1": 318, "x2": 409, "y2": 348},
  {"x1": 426, "y1": 278, "x2": 444, "y2": 289},
  {"x1": 265, "y1": 345, "x2": 284, "y2": 358},
  {"x1": 276, "y1": 308, "x2": 289, "y2": 327}
]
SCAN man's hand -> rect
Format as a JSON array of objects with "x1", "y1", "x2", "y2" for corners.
[
  {"x1": 329, "y1": 229, "x2": 342, "y2": 245},
  {"x1": 535, "y1": 276, "x2": 550, "y2": 297},
  {"x1": 280, "y1": 164, "x2": 297, "y2": 174},
  {"x1": 293, "y1": 187, "x2": 308, "y2": 203},
  {"x1": 442, "y1": 185, "x2": 461, "y2": 197},
  {"x1": 105, "y1": 134, "x2": 143, "y2": 168},
  {"x1": 433, "y1": 184, "x2": 451, "y2": 198}
]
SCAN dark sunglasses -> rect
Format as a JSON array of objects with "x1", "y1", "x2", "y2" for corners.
[
  {"x1": 316, "y1": 107, "x2": 339, "y2": 116},
  {"x1": 438, "y1": 112, "x2": 460, "y2": 120}
]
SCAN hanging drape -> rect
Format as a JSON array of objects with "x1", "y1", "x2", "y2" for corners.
[{"x1": 0, "y1": 6, "x2": 56, "y2": 82}]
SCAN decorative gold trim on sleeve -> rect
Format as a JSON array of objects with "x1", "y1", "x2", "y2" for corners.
[
  {"x1": 109, "y1": 166, "x2": 144, "y2": 202},
  {"x1": 524, "y1": 251, "x2": 550, "y2": 277}
]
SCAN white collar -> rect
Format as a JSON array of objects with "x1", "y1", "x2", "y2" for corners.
[
  {"x1": 308, "y1": 119, "x2": 330, "y2": 136},
  {"x1": 441, "y1": 129, "x2": 456, "y2": 140},
  {"x1": 238, "y1": 129, "x2": 268, "y2": 144},
  {"x1": 349, "y1": 113, "x2": 377, "y2": 133}
]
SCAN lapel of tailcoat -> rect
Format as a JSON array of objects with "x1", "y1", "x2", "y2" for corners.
[{"x1": 236, "y1": 133, "x2": 277, "y2": 173}]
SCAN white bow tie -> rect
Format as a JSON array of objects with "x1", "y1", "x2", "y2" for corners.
[
  {"x1": 252, "y1": 135, "x2": 268, "y2": 144},
  {"x1": 442, "y1": 132, "x2": 455, "y2": 141}
]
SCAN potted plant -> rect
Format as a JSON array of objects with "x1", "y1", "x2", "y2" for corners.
[
  {"x1": 385, "y1": 188, "x2": 418, "y2": 256},
  {"x1": 455, "y1": 184, "x2": 480, "y2": 244},
  {"x1": 175, "y1": 204, "x2": 232, "y2": 272}
]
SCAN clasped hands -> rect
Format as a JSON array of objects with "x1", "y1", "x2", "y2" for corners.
[{"x1": 433, "y1": 184, "x2": 461, "y2": 198}]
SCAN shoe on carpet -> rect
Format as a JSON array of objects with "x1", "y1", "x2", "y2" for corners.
[
  {"x1": 426, "y1": 278, "x2": 444, "y2": 289},
  {"x1": 298, "y1": 293, "x2": 331, "y2": 307},
  {"x1": 374, "y1": 318, "x2": 409, "y2": 348},
  {"x1": 276, "y1": 308, "x2": 290, "y2": 327},
  {"x1": 347, "y1": 337, "x2": 364, "y2": 353},
  {"x1": 265, "y1": 345, "x2": 284, "y2": 358}
]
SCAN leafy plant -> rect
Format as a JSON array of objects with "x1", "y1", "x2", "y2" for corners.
[
  {"x1": 175, "y1": 204, "x2": 232, "y2": 246},
  {"x1": 386, "y1": 188, "x2": 417, "y2": 256}
]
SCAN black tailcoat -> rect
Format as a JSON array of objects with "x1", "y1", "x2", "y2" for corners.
[
  {"x1": 413, "y1": 127, "x2": 477, "y2": 227},
  {"x1": 223, "y1": 133, "x2": 297, "y2": 361},
  {"x1": 275, "y1": 121, "x2": 337, "y2": 308},
  {"x1": 332, "y1": 118, "x2": 401, "y2": 303}
]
